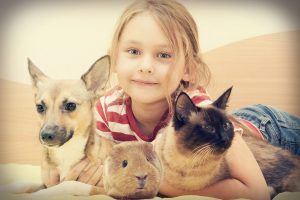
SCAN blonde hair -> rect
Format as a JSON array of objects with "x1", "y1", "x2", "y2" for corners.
[{"x1": 109, "y1": 0, "x2": 211, "y2": 110}]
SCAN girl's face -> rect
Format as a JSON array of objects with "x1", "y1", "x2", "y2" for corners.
[{"x1": 115, "y1": 12, "x2": 187, "y2": 105}]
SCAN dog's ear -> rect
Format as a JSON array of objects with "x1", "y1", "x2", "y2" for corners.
[
  {"x1": 28, "y1": 58, "x2": 49, "y2": 88},
  {"x1": 81, "y1": 55, "x2": 110, "y2": 95}
]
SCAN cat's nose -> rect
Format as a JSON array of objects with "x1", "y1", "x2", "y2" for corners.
[{"x1": 220, "y1": 132, "x2": 229, "y2": 141}]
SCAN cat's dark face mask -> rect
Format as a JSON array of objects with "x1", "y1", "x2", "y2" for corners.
[{"x1": 172, "y1": 87, "x2": 234, "y2": 154}]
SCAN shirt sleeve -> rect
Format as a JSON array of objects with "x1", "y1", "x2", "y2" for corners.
[
  {"x1": 94, "y1": 97, "x2": 113, "y2": 140},
  {"x1": 186, "y1": 86, "x2": 213, "y2": 107}
]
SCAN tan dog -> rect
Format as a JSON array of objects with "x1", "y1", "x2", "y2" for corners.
[{"x1": 1, "y1": 56, "x2": 115, "y2": 196}]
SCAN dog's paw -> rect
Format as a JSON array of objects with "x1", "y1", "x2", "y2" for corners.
[{"x1": 31, "y1": 181, "x2": 95, "y2": 196}]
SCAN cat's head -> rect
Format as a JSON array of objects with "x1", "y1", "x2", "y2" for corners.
[{"x1": 173, "y1": 87, "x2": 234, "y2": 155}]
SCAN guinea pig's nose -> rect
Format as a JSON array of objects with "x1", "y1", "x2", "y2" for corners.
[
  {"x1": 135, "y1": 174, "x2": 148, "y2": 181},
  {"x1": 136, "y1": 174, "x2": 148, "y2": 189}
]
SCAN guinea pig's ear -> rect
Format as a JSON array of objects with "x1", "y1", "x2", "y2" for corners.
[
  {"x1": 145, "y1": 143, "x2": 154, "y2": 152},
  {"x1": 143, "y1": 143, "x2": 156, "y2": 160}
]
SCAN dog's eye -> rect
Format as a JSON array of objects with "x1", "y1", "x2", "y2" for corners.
[
  {"x1": 64, "y1": 102, "x2": 76, "y2": 112},
  {"x1": 122, "y1": 160, "x2": 128, "y2": 168},
  {"x1": 36, "y1": 104, "x2": 45, "y2": 113}
]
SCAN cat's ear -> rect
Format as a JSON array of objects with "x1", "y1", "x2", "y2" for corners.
[
  {"x1": 213, "y1": 86, "x2": 233, "y2": 110},
  {"x1": 175, "y1": 92, "x2": 197, "y2": 122}
]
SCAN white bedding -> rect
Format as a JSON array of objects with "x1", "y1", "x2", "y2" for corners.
[
  {"x1": 0, "y1": 164, "x2": 299, "y2": 200},
  {"x1": 0, "y1": 164, "x2": 217, "y2": 200}
]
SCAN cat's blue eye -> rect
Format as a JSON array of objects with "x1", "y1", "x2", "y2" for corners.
[
  {"x1": 36, "y1": 104, "x2": 45, "y2": 113},
  {"x1": 128, "y1": 48, "x2": 140, "y2": 55},
  {"x1": 122, "y1": 160, "x2": 128, "y2": 168},
  {"x1": 158, "y1": 52, "x2": 171, "y2": 59},
  {"x1": 64, "y1": 102, "x2": 76, "y2": 112},
  {"x1": 206, "y1": 125, "x2": 216, "y2": 133},
  {"x1": 208, "y1": 126, "x2": 216, "y2": 133},
  {"x1": 223, "y1": 122, "x2": 231, "y2": 130}
]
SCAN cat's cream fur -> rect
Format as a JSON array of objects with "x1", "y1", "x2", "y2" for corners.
[{"x1": 154, "y1": 122, "x2": 229, "y2": 191}]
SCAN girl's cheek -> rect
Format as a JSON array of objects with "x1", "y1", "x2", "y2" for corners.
[{"x1": 160, "y1": 62, "x2": 173, "y2": 75}]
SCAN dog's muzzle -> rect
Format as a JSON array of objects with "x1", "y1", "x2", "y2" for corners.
[{"x1": 40, "y1": 126, "x2": 74, "y2": 147}]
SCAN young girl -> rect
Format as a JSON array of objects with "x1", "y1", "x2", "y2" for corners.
[{"x1": 48, "y1": 0, "x2": 300, "y2": 199}]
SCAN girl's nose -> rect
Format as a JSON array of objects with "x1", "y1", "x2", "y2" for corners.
[
  {"x1": 138, "y1": 67, "x2": 153, "y2": 74},
  {"x1": 138, "y1": 54, "x2": 154, "y2": 74}
]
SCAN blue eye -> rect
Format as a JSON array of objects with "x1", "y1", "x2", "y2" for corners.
[
  {"x1": 202, "y1": 125, "x2": 216, "y2": 133},
  {"x1": 36, "y1": 104, "x2": 45, "y2": 113},
  {"x1": 128, "y1": 49, "x2": 140, "y2": 55},
  {"x1": 122, "y1": 160, "x2": 128, "y2": 168},
  {"x1": 158, "y1": 52, "x2": 171, "y2": 59},
  {"x1": 207, "y1": 126, "x2": 216, "y2": 133},
  {"x1": 223, "y1": 122, "x2": 231, "y2": 130},
  {"x1": 64, "y1": 102, "x2": 76, "y2": 112}
]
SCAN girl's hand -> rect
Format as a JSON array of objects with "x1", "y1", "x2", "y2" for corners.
[
  {"x1": 224, "y1": 133, "x2": 270, "y2": 199},
  {"x1": 63, "y1": 158, "x2": 104, "y2": 187}
]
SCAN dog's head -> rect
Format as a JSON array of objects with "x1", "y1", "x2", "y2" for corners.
[{"x1": 28, "y1": 56, "x2": 110, "y2": 147}]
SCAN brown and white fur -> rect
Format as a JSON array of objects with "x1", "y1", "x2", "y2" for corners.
[
  {"x1": 103, "y1": 141, "x2": 163, "y2": 199},
  {"x1": 0, "y1": 55, "x2": 115, "y2": 196},
  {"x1": 155, "y1": 87, "x2": 300, "y2": 198}
]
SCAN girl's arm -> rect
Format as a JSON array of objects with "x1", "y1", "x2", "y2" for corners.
[
  {"x1": 62, "y1": 158, "x2": 103, "y2": 186},
  {"x1": 159, "y1": 133, "x2": 270, "y2": 200},
  {"x1": 43, "y1": 158, "x2": 103, "y2": 187}
]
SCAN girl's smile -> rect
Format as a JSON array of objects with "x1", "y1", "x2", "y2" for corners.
[{"x1": 131, "y1": 79, "x2": 159, "y2": 86}]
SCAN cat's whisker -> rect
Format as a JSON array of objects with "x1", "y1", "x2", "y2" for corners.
[
  {"x1": 191, "y1": 148, "x2": 204, "y2": 165},
  {"x1": 191, "y1": 144, "x2": 210, "y2": 154},
  {"x1": 202, "y1": 148, "x2": 214, "y2": 165},
  {"x1": 198, "y1": 147, "x2": 212, "y2": 166},
  {"x1": 191, "y1": 145, "x2": 212, "y2": 166},
  {"x1": 191, "y1": 150, "x2": 203, "y2": 165},
  {"x1": 191, "y1": 145, "x2": 209, "y2": 159},
  {"x1": 194, "y1": 149, "x2": 210, "y2": 166}
]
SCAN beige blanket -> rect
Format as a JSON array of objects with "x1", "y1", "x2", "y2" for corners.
[
  {"x1": 0, "y1": 164, "x2": 217, "y2": 200},
  {"x1": 0, "y1": 164, "x2": 299, "y2": 200}
]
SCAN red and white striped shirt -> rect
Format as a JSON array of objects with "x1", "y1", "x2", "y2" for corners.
[{"x1": 94, "y1": 85, "x2": 212, "y2": 143}]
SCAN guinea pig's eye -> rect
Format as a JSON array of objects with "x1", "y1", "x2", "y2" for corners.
[
  {"x1": 146, "y1": 156, "x2": 152, "y2": 162},
  {"x1": 122, "y1": 160, "x2": 128, "y2": 168}
]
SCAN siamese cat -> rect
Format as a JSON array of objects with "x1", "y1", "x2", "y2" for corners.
[{"x1": 155, "y1": 87, "x2": 300, "y2": 198}]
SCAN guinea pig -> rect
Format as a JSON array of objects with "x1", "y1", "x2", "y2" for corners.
[{"x1": 103, "y1": 141, "x2": 163, "y2": 199}]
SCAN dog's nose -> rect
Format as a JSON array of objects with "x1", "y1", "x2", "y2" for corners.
[{"x1": 41, "y1": 132, "x2": 56, "y2": 142}]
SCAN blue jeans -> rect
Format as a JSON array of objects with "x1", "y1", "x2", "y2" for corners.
[{"x1": 232, "y1": 104, "x2": 300, "y2": 155}]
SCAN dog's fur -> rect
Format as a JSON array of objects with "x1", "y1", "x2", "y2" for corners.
[{"x1": 0, "y1": 56, "x2": 115, "y2": 196}]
